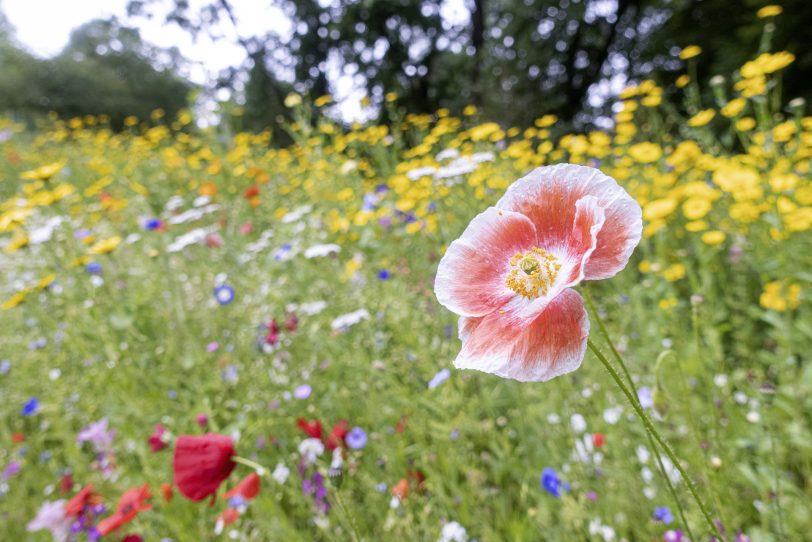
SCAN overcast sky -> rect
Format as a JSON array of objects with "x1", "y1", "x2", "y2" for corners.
[
  {"x1": 4, "y1": 0, "x2": 295, "y2": 84},
  {"x1": 3, "y1": 0, "x2": 469, "y2": 121}
]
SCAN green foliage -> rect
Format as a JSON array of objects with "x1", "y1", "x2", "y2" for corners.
[{"x1": 0, "y1": 19, "x2": 191, "y2": 129}]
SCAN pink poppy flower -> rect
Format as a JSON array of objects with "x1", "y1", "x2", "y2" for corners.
[{"x1": 434, "y1": 164, "x2": 641, "y2": 381}]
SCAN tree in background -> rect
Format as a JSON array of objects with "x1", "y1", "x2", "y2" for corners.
[
  {"x1": 0, "y1": 16, "x2": 192, "y2": 129},
  {"x1": 138, "y1": 0, "x2": 807, "y2": 131},
  {"x1": 4, "y1": 0, "x2": 809, "y2": 133}
]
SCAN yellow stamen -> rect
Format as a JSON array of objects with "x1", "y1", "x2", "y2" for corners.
[{"x1": 504, "y1": 247, "x2": 561, "y2": 299}]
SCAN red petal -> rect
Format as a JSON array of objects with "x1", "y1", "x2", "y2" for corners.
[
  {"x1": 223, "y1": 473, "x2": 261, "y2": 500},
  {"x1": 297, "y1": 417, "x2": 323, "y2": 439},
  {"x1": 173, "y1": 434, "x2": 236, "y2": 501}
]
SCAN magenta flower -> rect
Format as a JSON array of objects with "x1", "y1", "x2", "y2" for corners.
[
  {"x1": 434, "y1": 164, "x2": 642, "y2": 381},
  {"x1": 77, "y1": 418, "x2": 115, "y2": 451}
]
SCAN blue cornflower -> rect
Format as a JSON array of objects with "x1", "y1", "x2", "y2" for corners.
[
  {"x1": 222, "y1": 365, "x2": 238, "y2": 383},
  {"x1": 653, "y1": 506, "x2": 674, "y2": 524},
  {"x1": 214, "y1": 284, "x2": 235, "y2": 305},
  {"x1": 428, "y1": 368, "x2": 451, "y2": 389},
  {"x1": 377, "y1": 269, "x2": 390, "y2": 281},
  {"x1": 228, "y1": 495, "x2": 247, "y2": 509},
  {"x1": 541, "y1": 467, "x2": 567, "y2": 497},
  {"x1": 145, "y1": 218, "x2": 163, "y2": 230},
  {"x1": 85, "y1": 262, "x2": 102, "y2": 274},
  {"x1": 22, "y1": 397, "x2": 39, "y2": 416},
  {"x1": 274, "y1": 243, "x2": 292, "y2": 261},
  {"x1": 346, "y1": 427, "x2": 368, "y2": 450}
]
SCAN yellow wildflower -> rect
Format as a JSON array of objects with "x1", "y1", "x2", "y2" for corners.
[
  {"x1": 89, "y1": 236, "x2": 122, "y2": 255},
  {"x1": 688, "y1": 109, "x2": 715, "y2": 127},
  {"x1": 701, "y1": 230, "x2": 726, "y2": 246},
  {"x1": 679, "y1": 45, "x2": 702, "y2": 60},
  {"x1": 757, "y1": 5, "x2": 782, "y2": 18},
  {"x1": 628, "y1": 142, "x2": 663, "y2": 163}
]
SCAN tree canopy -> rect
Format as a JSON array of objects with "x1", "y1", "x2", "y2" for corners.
[{"x1": 0, "y1": 18, "x2": 192, "y2": 129}]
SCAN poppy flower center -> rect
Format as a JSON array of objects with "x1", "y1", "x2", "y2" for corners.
[{"x1": 505, "y1": 247, "x2": 561, "y2": 299}]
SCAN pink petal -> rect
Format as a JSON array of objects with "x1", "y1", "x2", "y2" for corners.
[
  {"x1": 435, "y1": 207, "x2": 537, "y2": 317},
  {"x1": 560, "y1": 195, "x2": 605, "y2": 286},
  {"x1": 454, "y1": 289, "x2": 589, "y2": 382},
  {"x1": 496, "y1": 164, "x2": 641, "y2": 280}
]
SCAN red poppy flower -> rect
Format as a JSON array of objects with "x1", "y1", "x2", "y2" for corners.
[
  {"x1": 592, "y1": 432, "x2": 605, "y2": 448},
  {"x1": 97, "y1": 484, "x2": 152, "y2": 535},
  {"x1": 326, "y1": 420, "x2": 349, "y2": 450},
  {"x1": 173, "y1": 434, "x2": 236, "y2": 501},
  {"x1": 148, "y1": 424, "x2": 168, "y2": 453},
  {"x1": 297, "y1": 417, "x2": 323, "y2": 439},
  {"x1": 223, "y1": 473, "x2": 261, "y2": 501},
  {"x1": 244, "y1": 186, "x2": 260, "y2": 199},
  {"x1": 11, "y1": 432, "x2": 25, "y2": 443},
  {"x1": 60, "y1": 474, "x2": 74, "y2": 494},
  {"x1": 65, "y1": 485, "x2": 101, "y2": 517}
]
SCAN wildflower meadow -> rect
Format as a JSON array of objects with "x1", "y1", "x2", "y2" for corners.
[{"x1": 1, "y1": 11, "x2": 811, "y2": 542}]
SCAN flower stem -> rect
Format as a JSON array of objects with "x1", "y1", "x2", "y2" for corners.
[
  {"x1": 233, "y1": 455, "x2": 268, "y2": 475},
  {"x1": 583, "y1": 290, "x2": 695, "y2": 541},
  {"x1": 333, "y1": 489, "x2": 363, "y2": 542},
  {"x1": 587, "y1": 338, "x2": 724, "y2": 540}
]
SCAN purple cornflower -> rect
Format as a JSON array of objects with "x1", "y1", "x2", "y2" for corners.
[
  {"x1": 377, "y1": 269, "x2": 390, "y2": 280},
  {"x1": 77, "y1": 418, "x2": 115, "y2": 451},
  {"x1": 214, "y1": 284, "x2": 235, "y2": 305},
  {"x1": 428, "y1": 368, "x2": 451, "y2": 389},
  {"x1": 222, "y1": 365, "x2": 238, "y2": 383},
  {"x1": 303, "y1": 471, "x2": 329, "y2": 514},
  {"x1": 294, "y1": 384, "x2": 312, "y2": 400},
  {"x1": 653, "y1": 506, "x2": 674, "y2": 524},
  {"x1": 346, "y1": 427, "x2": 368, "y2": 450}
]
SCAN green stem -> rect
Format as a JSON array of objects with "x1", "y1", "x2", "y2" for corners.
[
  {"x1": 587, "y1": 339, "x2": 724, "y2": 540},
  {"x1": 583, "y1": 290, "x2": 695, "y2": 541},
  {"x1": 334, "y1": 489, "x2": 363, "y2": 542},
  {"x1": 233, "y1": 455, "x2": 268, "y2": 475}
]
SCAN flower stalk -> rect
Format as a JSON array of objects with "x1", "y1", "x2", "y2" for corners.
[
  {"x1": 583, "y1": 289, "x2": 695, "y2": 541},
  {"x1": 587, "y1": 338, "x2": 724, "y2": 541}
]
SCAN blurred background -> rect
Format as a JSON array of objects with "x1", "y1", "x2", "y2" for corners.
[{"x1": 1, "y1": 0, "x2": 810, "y2": 140}]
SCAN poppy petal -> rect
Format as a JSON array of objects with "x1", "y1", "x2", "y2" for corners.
[
  {"x1": 435, "y1": 207, "x2": 537, "y2": 318},
  {"x1": 173, "y1": 434, "x2": 236, "y2": 501},
  {"x1": 454, "y1": 289, "x2": 589, "y2": 382},
  {"x1": 224, "y1": 473, "x2": 261, "y2": 500},
  {"x1": 496, "y1": 164, "x2": 641, "y2": 281}
]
